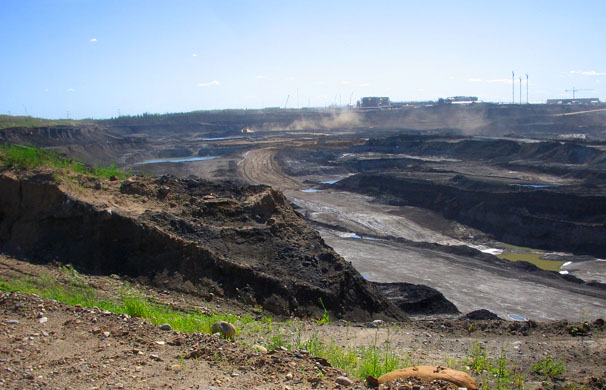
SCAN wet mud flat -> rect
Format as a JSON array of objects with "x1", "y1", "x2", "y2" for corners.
[{"x1": 285, "y1": 188, "x2": 606, "y2": 321}]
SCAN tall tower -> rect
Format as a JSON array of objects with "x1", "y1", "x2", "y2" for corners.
[
  {"x1": 519, "y1": 77, "x2": 522, "y2": 104},
  {"x1": 526, "y1": 74, "x2": 529, "y2": 104},
  {"x1": 512, "y1": 71, "x2": 515, "y2": 104}
]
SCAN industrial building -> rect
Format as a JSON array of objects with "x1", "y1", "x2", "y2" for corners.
[
  {"x1": 357, "y1": 97, "x2": 391, "y2": 109},
  {"x1": 546, "y1": 98, "x2": 601, "y2": 105}
]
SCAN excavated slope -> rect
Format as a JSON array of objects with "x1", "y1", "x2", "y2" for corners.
[{"x1": 0, "y1": 168, "x2": 405, "y2": 321}]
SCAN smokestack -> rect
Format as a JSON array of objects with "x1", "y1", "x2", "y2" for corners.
[
  {"x1": 526, "y1": 74, "x2": 529, "y2": 104},
  {"x1": 512, "y1": 71, "x2": 515, "y2": 104},
  {"x1": 519, "y1": 77, "x2": 522, "y2": 104}
]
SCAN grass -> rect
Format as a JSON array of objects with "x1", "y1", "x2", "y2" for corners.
[
  {"x1": 0, "y1": 115, "x2": 81, "y2": 130},
  {"x1": 0, "y1": 143, "x2": 129, "y2": 180}
]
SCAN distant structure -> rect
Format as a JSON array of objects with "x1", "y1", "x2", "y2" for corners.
[
  {"x1": 439, "y1": 96, "x2": 478, "y2": 104},
  {"x1": 357, "y1": 97, "x2": 391, "y2": 109},
  {"x1": 546, "y1": 98, "x2": 601, "y2": 105}
]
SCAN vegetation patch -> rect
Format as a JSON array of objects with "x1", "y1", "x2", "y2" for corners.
[{"x1": 0, "y1": 143, "x2": 129, "y2": 179}]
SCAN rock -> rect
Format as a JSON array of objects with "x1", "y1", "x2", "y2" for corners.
[
  {"x1": 373, "y1": 366, "x2": 477, "y2": 390},
  {"x1": 4, "y1": 320, "x2": 19, "y2": 325},
  {"x1": 336, "y1": 376, "x2": 353, "y2": 386},
  {"x1": 252, "y1": 344, "x2": 268, "y2": 353},
  {"x1": 38, "y1": 317, "x2": 48, "y2": 324},
  {"x1": 210, "y1": 321, "x2": 236, "y2": 339},
  {"x1": 160, "y1": 323, "x2": 172, "y2": 331}
]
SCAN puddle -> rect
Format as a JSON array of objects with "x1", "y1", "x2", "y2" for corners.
[
  {"x1": 515, "y1": 184, "x2": 557, "y2": 188},
  {"x1": 135, "y1": 156, "x2": 217, "y2": 165},
  {"x1": 508, "y1": 314, "x2": 527, "y2": 321},
  {"x1": 320, "y1": 179, "x2": 340, "y2": 184},
  {"x1": 201, "y1": 136, "x2": 242, "y2": 141},
  {"x1": 361, "y1": 273, "x2": 372, "y2": 280},
  {"x1": 302, "y1": 189, "x2": 321, "y2": 193},
  {"x1": 338, "y1": 232, "x2": 361, "y2": 239},
  {"x1": 468, "y1": 244, "x2": 503, "y2": 256}
]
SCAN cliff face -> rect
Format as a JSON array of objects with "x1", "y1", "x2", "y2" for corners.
[
  {"x1": 0, "y1": 169, "x2": 406, "y2": 321},
  {"x1": 337, "y1": 174, "x2": 606, "y2": 257}
]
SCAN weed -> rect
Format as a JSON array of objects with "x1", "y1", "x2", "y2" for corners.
[
  {"x1": 357, "y1": 331, "x2": 404, "y2": 379},
  {"x1": 531, "y1": 354, "x2": 566, "y2": 380},
  {"x1": 465, "y1": 342, "x2": 494, "y2": 374},
  {"x1": 316, "y1": 297, "x2": 330, "y2": 325}
]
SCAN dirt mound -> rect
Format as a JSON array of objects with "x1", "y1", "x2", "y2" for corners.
[
  {"x1": 372, "y1": 282, "x2": 460, "y2": 315},
  {"x1": 461, "y1": 309, "x2": 502, "y2": 321},
  {"x1": 0, "y1": 168, "x2": 405, "y2": 321}
]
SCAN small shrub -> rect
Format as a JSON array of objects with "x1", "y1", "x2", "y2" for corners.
[
  {"x1": 316, "y1": 297, "x2": 330, "y2": 325},
  {"x1": 531, "y1": 354, "x2": 566, "y2": 380}
]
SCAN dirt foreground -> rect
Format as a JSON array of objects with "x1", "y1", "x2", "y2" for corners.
[{"x1": 1, "y1": 256, "x2": 605, "y2": 390}]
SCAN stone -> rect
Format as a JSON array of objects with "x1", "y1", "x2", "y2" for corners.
[
  {"x1": 210, "y1": 321, "x2": 236, "y2": 339},
  {"x1": 160, "y1": 323, "x2": 172, "y2": 331},
  {"x1": 336, "y1": 376, "x2": 354, "y2": 386},
  {"x1": 252, "y1": 344, "x2": 268, "y2": 353},
  {"x1": 4, "y1": 320, "x2": 19, "y2": 325},
  {"x1": 38, "y1": 317, "x2": 48, "y2": 324}
]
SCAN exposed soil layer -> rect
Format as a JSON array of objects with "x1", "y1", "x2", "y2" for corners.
[
  {"x1": 336, "y1": 172, "x2": 606, "y2": 257},
  {"x1": 0, "y1": 168, "x2": 405, "y2": 321}
]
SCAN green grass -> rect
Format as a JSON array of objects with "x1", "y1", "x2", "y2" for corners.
[
  {"x1": 0, "y1": 115, "x2": 81, "y2": 130},
  {"x1": 531, "y1": 354, "x2": 566, "y2": 380},
  {"x1": 0, "y1": 143, "x2": 129, "y2": 180}
]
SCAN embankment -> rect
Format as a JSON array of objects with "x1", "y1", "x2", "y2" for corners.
[{"x1": 0, "y1": 169, "x2": 406, "y2": 321}]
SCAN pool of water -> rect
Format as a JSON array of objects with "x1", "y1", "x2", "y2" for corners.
[
  {"x1": 320, "y1": 179, "x2": 340, "y2": 185},
  {"x1": 302, "y1": 188, "x2": 321, "y2": 193},
  {"x1": 508, "y1": 314, "x2": 527, "y2": 321},
  {"x1": 135, "y1": 156, "x2": 217, "y2": 165},
  {"x1": 515, "y1": 184, "x2": 557, "y2": 188},
  {"x1": 201, "y1": 136, "x2": 242, "y2": 141}
]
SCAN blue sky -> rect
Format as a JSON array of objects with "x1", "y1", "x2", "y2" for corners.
[{"x1": 1, "y1": 0, "x2": 605, "y2": 119}]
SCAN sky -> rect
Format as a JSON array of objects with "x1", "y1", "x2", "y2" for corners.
[{"x1": 1, "y1": 0, "x2": 606, "y2": 119}]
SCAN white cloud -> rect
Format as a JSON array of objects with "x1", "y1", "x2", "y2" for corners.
[
  {"x1": 44, "y1": 88, "x2": 49, "y2": 92},
  {"x1": 192, "y1": 53, "x2": 198, "y2": 57},
  {"x1": 256, "y1": 75, "x2": 266, "y2": 79},
  {"x1": 467, "y1": 78, "x2": 512, "y2": 84},
  {"x1": 67, "y1": 88, "x2": 76, "y2": 92},
  {"x1": 487, "y1": 78, "x2": 513, "y2": 84},
  {"x1": 416, "y1": 88, "x2": 425, "y2": 92},
  {"x1": 89, "y1": 38, "x2": 97, "y2": 43},
  {"x1": 283, "y1": 76, "x2": 295, "y2": 81},
  {"x1": 341, "y1": 80, "x2": 352, "y2": 85},
  {"x1": 198, "y1": 80, "x2": 220, "y2": 87},
  {"x1": 569, "y1": 70, "x2": 606, "y2": 76},
  {"x1": 358, "y1": 82, "x2": 370, "y2": 87},
  {"x1": 314, "y1": 81, "x2": 325, "y2": 86}
]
